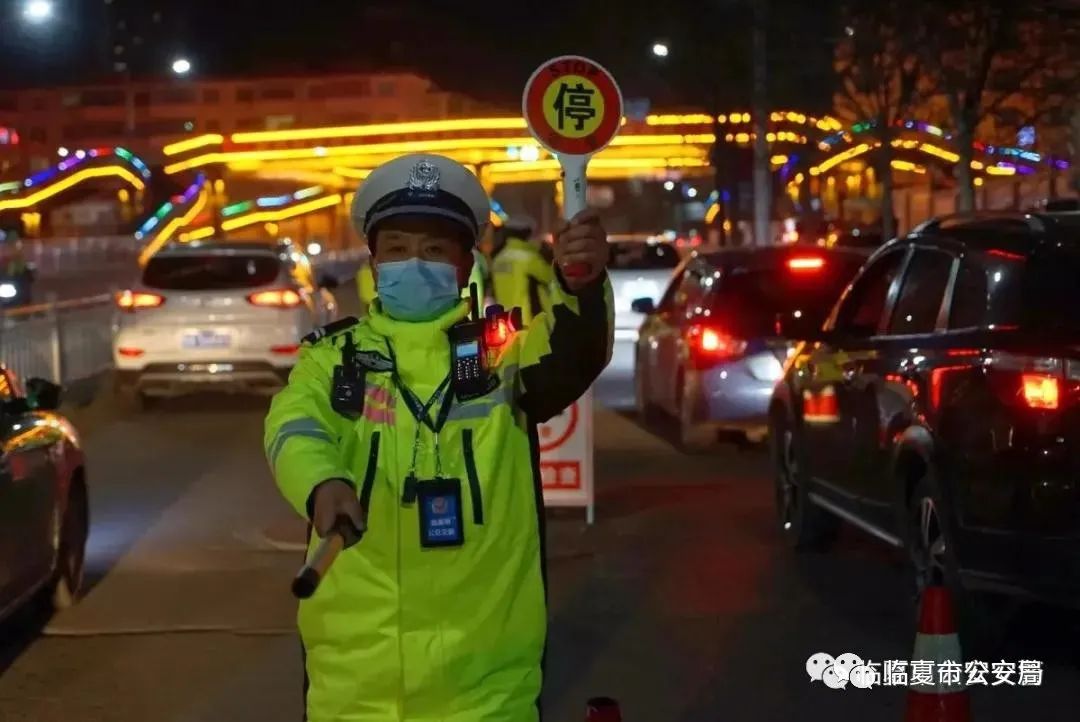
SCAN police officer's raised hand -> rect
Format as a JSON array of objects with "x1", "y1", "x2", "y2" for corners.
[
  {"x1": 312, "y1": 479, "x2": 367, "y2": 539},
  {"x1": 553, "y1": 209, "x2": 609, "y2": 292}
]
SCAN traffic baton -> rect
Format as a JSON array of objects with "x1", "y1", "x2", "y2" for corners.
[{"x1": 291, "y1": 514, "x2": 365, "y2": 600}]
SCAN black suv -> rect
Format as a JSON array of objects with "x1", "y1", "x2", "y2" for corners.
[{"x1": 769, "y1": 211, "x2": 1080, "y2": 615}]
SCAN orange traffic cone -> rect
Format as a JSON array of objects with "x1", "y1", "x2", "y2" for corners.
[
  {"x1": 585, "y1": 697, "x2": 621, "y2": 722},
  {"x1": 904, "y1": 584, "x2": 971, "y2": 721}
]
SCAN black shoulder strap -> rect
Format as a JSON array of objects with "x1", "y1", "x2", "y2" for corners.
[{"x1": 302, "y1": 316, "x2": 359, "y2": 345}]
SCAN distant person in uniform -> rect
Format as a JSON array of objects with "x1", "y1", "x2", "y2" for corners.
[
  {"x1": 491, "y1": 215, "x2": 555, "y2": 327},
  {"x1": 266, "y1": 153, "x2": 613, "y2": 722}
]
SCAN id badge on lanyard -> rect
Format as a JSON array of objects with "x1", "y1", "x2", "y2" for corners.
[{"x1": 386, "y1": 341, "x2": 463, "y2": 549}]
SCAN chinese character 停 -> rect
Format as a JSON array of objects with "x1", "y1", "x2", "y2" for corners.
[{"x1": 553, "y1": 82, "x2": 597, "y2": 132}]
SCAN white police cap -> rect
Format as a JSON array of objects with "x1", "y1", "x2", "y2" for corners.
[{"x1": 350, "y1": 153, "x2": 490, "y2": 244}]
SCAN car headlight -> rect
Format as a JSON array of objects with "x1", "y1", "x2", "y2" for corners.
[{"x1": 0, "y1": 283, "x2": 17, "y2": 299}]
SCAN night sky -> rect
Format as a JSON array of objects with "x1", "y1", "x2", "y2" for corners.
[{"x1": 1, "y1": 0, "x2": 839, "y2": 110}]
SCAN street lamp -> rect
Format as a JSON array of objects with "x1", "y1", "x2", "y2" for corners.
[
  {"x1": 651, "y1": 42, "x2": 669, "y2": 58},
  {"x1": 22, "y1": 0, "x2": 53, "y2": 24},
  {"x1": 171, "y1": 57, "x2": 192, "y2": 76}
]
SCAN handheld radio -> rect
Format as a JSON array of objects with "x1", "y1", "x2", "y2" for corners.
[{"x1": 449, "y1": 283, "x2": 490, "y2": 398}]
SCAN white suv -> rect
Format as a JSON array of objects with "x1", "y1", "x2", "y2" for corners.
[{"x1": 113, "y1": 240, "x2": 338, "y2": 404}]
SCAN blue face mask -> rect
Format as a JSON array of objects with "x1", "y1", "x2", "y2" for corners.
[{"x1": 376, "y1": 258, "x2": 461, "y2": 322}]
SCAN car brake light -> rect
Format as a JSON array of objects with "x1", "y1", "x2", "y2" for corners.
[
  {"x1": 270, "y1": 344, "x2": 300, "y2": 355},
  {"x1": 117, "y1": 347, "x2": 145, "y2": 358},
  {"x1": 116, "y1": 290, "x2": 165, "y2": 310},
  {"x1": 248, "y1": 289, "x2": 302, "y2": 308},
  {"x1": 787, "y1": 256, "x2": 824, "y2": 272},
  {"x1": 685, "y1": 323, "x2": 747, "y2": 369},
  {"x1": 1022, "y1": 374, "x2": 1059, "y2": 410}
]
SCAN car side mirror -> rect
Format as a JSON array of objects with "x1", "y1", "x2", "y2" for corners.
[
  {"x1": 25, "y1": 377, "x2": 61, "y2": 411},
  {"x1": 631, "y1": 297, "x2": 656, "y2": 314},
  {"x1": 318, "y1": 274, "x2": 339, "y2": 290}
]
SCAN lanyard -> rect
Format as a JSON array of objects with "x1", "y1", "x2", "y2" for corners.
[{"x1": 385, "y1": 341, "x2": 454, "y2": 479}]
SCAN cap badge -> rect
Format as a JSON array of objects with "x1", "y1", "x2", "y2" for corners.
[{"x1": 407, "y1": 160, "x2": 440, "y2": 192}]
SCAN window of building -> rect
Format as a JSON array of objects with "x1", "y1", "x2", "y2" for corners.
[
  {"x1": 376, "y1": 80, "x2": 396, "y2": 97},
  {"x1": 236, "y1": 88, "x2": 255, "y2": 103},
  {"x1": 80, "y1": 89, "x2": 127, "y2": 107},
  {"x1": 61, "y1": 92, "x2": 81, "y2": 108},
  {"x1": 134, "y1": 91, "x2": 151, "y2": 107},
  {"x1": 62, "y1": 121, "x2": 127, "y2": 141},
  {"x1": 137, "y1": 118, "x2": 194, "y2": 137},
  {"x1": 154, "y1": 88, "x2": 197, "y2": 105},
  {"x1": 259, "y1": 87, "x2": 295, "y2": 101},
  {"x1": 0, "y1": 95, "x2": 17, "y2": 112},
  {"x1": 205, "y1": 120, "x2": 220, "y2": 131},
  {"x1": 29, "y1": 128, "x2": 46, "y2": 143},
  {"x1": 308, "y1": 79, "x2": 371, "y2": 100},
  {"x1": 235, "y1": 117, "x2": 265, "y2": 131},
  {"x1": 203, "y1": 89, "x2": 220, "y2": 103}
]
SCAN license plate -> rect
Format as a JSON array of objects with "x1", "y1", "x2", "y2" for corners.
[{"x1": 182, "y1": 331, "x2": 231, "y2": 349}]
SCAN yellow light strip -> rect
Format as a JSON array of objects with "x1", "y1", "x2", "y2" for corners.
[
  {"x1": 163, "y1": 134, "x2": 225, "y2": 156},
  {"x1": 810, "y1": 143, "x2": 872, "y2": 176},
  {"x1": 332, "y1": 167, "x2": 373, "y2": 180},
  {"x1": 0, "y1": 166, "x2": 147, "y2": 211},
  {"x1": 890, "y1": 160, "x2": 926, "y2": 173},
  {"x1": 970, "y1": 160, "x2": 985, "y2": 170},
  {"x1": 985, "y1": 165, "x2": 1016, "y2": 176},
  {"x1": 704, "y1": 204, "x2": 721, "y2": 223},
  {"x1": 220, "y1": 193, "x2": 342, "y2": 231},
  {"x1": 230, "y1": 117, "x2": 529, "y2": 144},
  {"x1": 137, "y1": 188, "x2": 209, "y2": 266},
  {"x1": 919, "y1": 143, "x2": 960, "y2": 163},
  {"x1": 645, "y1": 114, "x2": 716, "y2": 125},
  {"x1": 168, "y1": 130, "x2": 788, "y2": 174},
  {"x1": 178, "y1": 225, "x2": 216, "y2": 242}
]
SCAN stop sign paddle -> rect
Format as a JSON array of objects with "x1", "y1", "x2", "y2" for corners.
[{"x1": 522, "y1": 55, "x2": 623, "y2": 278}]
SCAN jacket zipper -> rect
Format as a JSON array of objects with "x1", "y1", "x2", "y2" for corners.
[
  {"x1": 462, "y1": 429, "x2": 484, "y2": 525},
  {"x1": 359, "y1": 431, "x2": 380, "y2": 509}
]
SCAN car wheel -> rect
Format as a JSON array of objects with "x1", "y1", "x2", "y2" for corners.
[
  {"x1": 50, "y1": 476, "x2": 88, "y2": 610},
  {"x1": 903, "y1": 472, "x2": 1012, "y2": 656},
  {"x1": 676, "y1": 371, "x2": 714, "y2": 453},
  {"x1": 771, "y1": 412, "x2": 838, "y2": 549}
]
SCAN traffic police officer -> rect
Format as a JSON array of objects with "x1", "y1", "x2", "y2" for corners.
[
  {"x1": 265, "y1": 152, "x2": 613, "y2": 722},
  {"x1": 491, "y1": 215, "x2": 555, "y2": 327}
]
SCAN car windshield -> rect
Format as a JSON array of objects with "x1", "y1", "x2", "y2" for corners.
[
  {"x1": 608, "y1": 241, "x2": 680, "y2": 270},
  {"x1": 142, "y1": 253, "x2": 281, "y2": 291},
  {"x1": 709, "y1": 257, "x2": 865, "y2": 338}
]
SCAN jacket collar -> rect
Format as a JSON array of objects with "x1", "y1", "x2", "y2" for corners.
[{"x1": 366, "y1": 298, "x2": 472, "y2": 346}]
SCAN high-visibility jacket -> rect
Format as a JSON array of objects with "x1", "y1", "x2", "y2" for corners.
[
  {"x1": 358, "y1": 250, "x2": 490, "y2": 315},
  {"x1": 491, "y1": 237, "x2": 554, "y2": 327},
  {"x1": 265, "y1": 271, "x2": 613, "y2": 722}
]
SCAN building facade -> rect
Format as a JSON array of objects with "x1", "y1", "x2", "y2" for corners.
[{"x1": 0, "y1": 72, "x2": 500, "y2": 173}]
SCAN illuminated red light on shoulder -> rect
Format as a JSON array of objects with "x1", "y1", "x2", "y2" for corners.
[{"x1": 485, "y1": 318, "x2": 510, "y2": 347}]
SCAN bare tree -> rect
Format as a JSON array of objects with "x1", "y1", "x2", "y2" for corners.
[
  {"x1": 833, "y1": 0, "x2": 929, "y2": 239},
  {"x1": 919, "y1": 0, "x2": 1080, "y2": 210}
]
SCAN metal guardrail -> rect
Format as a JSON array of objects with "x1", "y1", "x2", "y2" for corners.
[
  {"x1": 17, "y1": 236, "x2": 142, "y2": 278},
  {"x1": 0, "y1": 249, "x2": 367, "y2": 387}
]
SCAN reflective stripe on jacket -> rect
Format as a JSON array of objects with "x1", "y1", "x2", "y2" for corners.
[{"x1": 265, "y1": 270, "x2": 613, "y2": 722}]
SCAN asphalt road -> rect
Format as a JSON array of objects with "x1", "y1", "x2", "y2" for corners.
[{"x1": 1, "y1": 291, "x2": 1079, "y2": 720}]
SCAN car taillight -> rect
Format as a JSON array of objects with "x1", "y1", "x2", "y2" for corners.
[
  {"x1": 787, "y1": 256, "x2": 824, "y2": 272},
  {"x1": 1022, "y1": 374, "x2": 1060, "y2": 410},
  {"x1": 270, "y1": 344, "x2": 300, "y2": 355},
  {"x1": 116, "y1": 290, "x2": 165, "y2": 311},
  {"x1": 985, "y1": 352, "x2": 1078, "y2": 413},
  {"x1": 685, "y1": 323, "x2": 747, "y2": 369},
  {"x1": 248, "y1": 289, "x2": 302, "y2": 308},
  {"x1": 117, "y1": 347, "x2": 145, "y2": 358}
]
